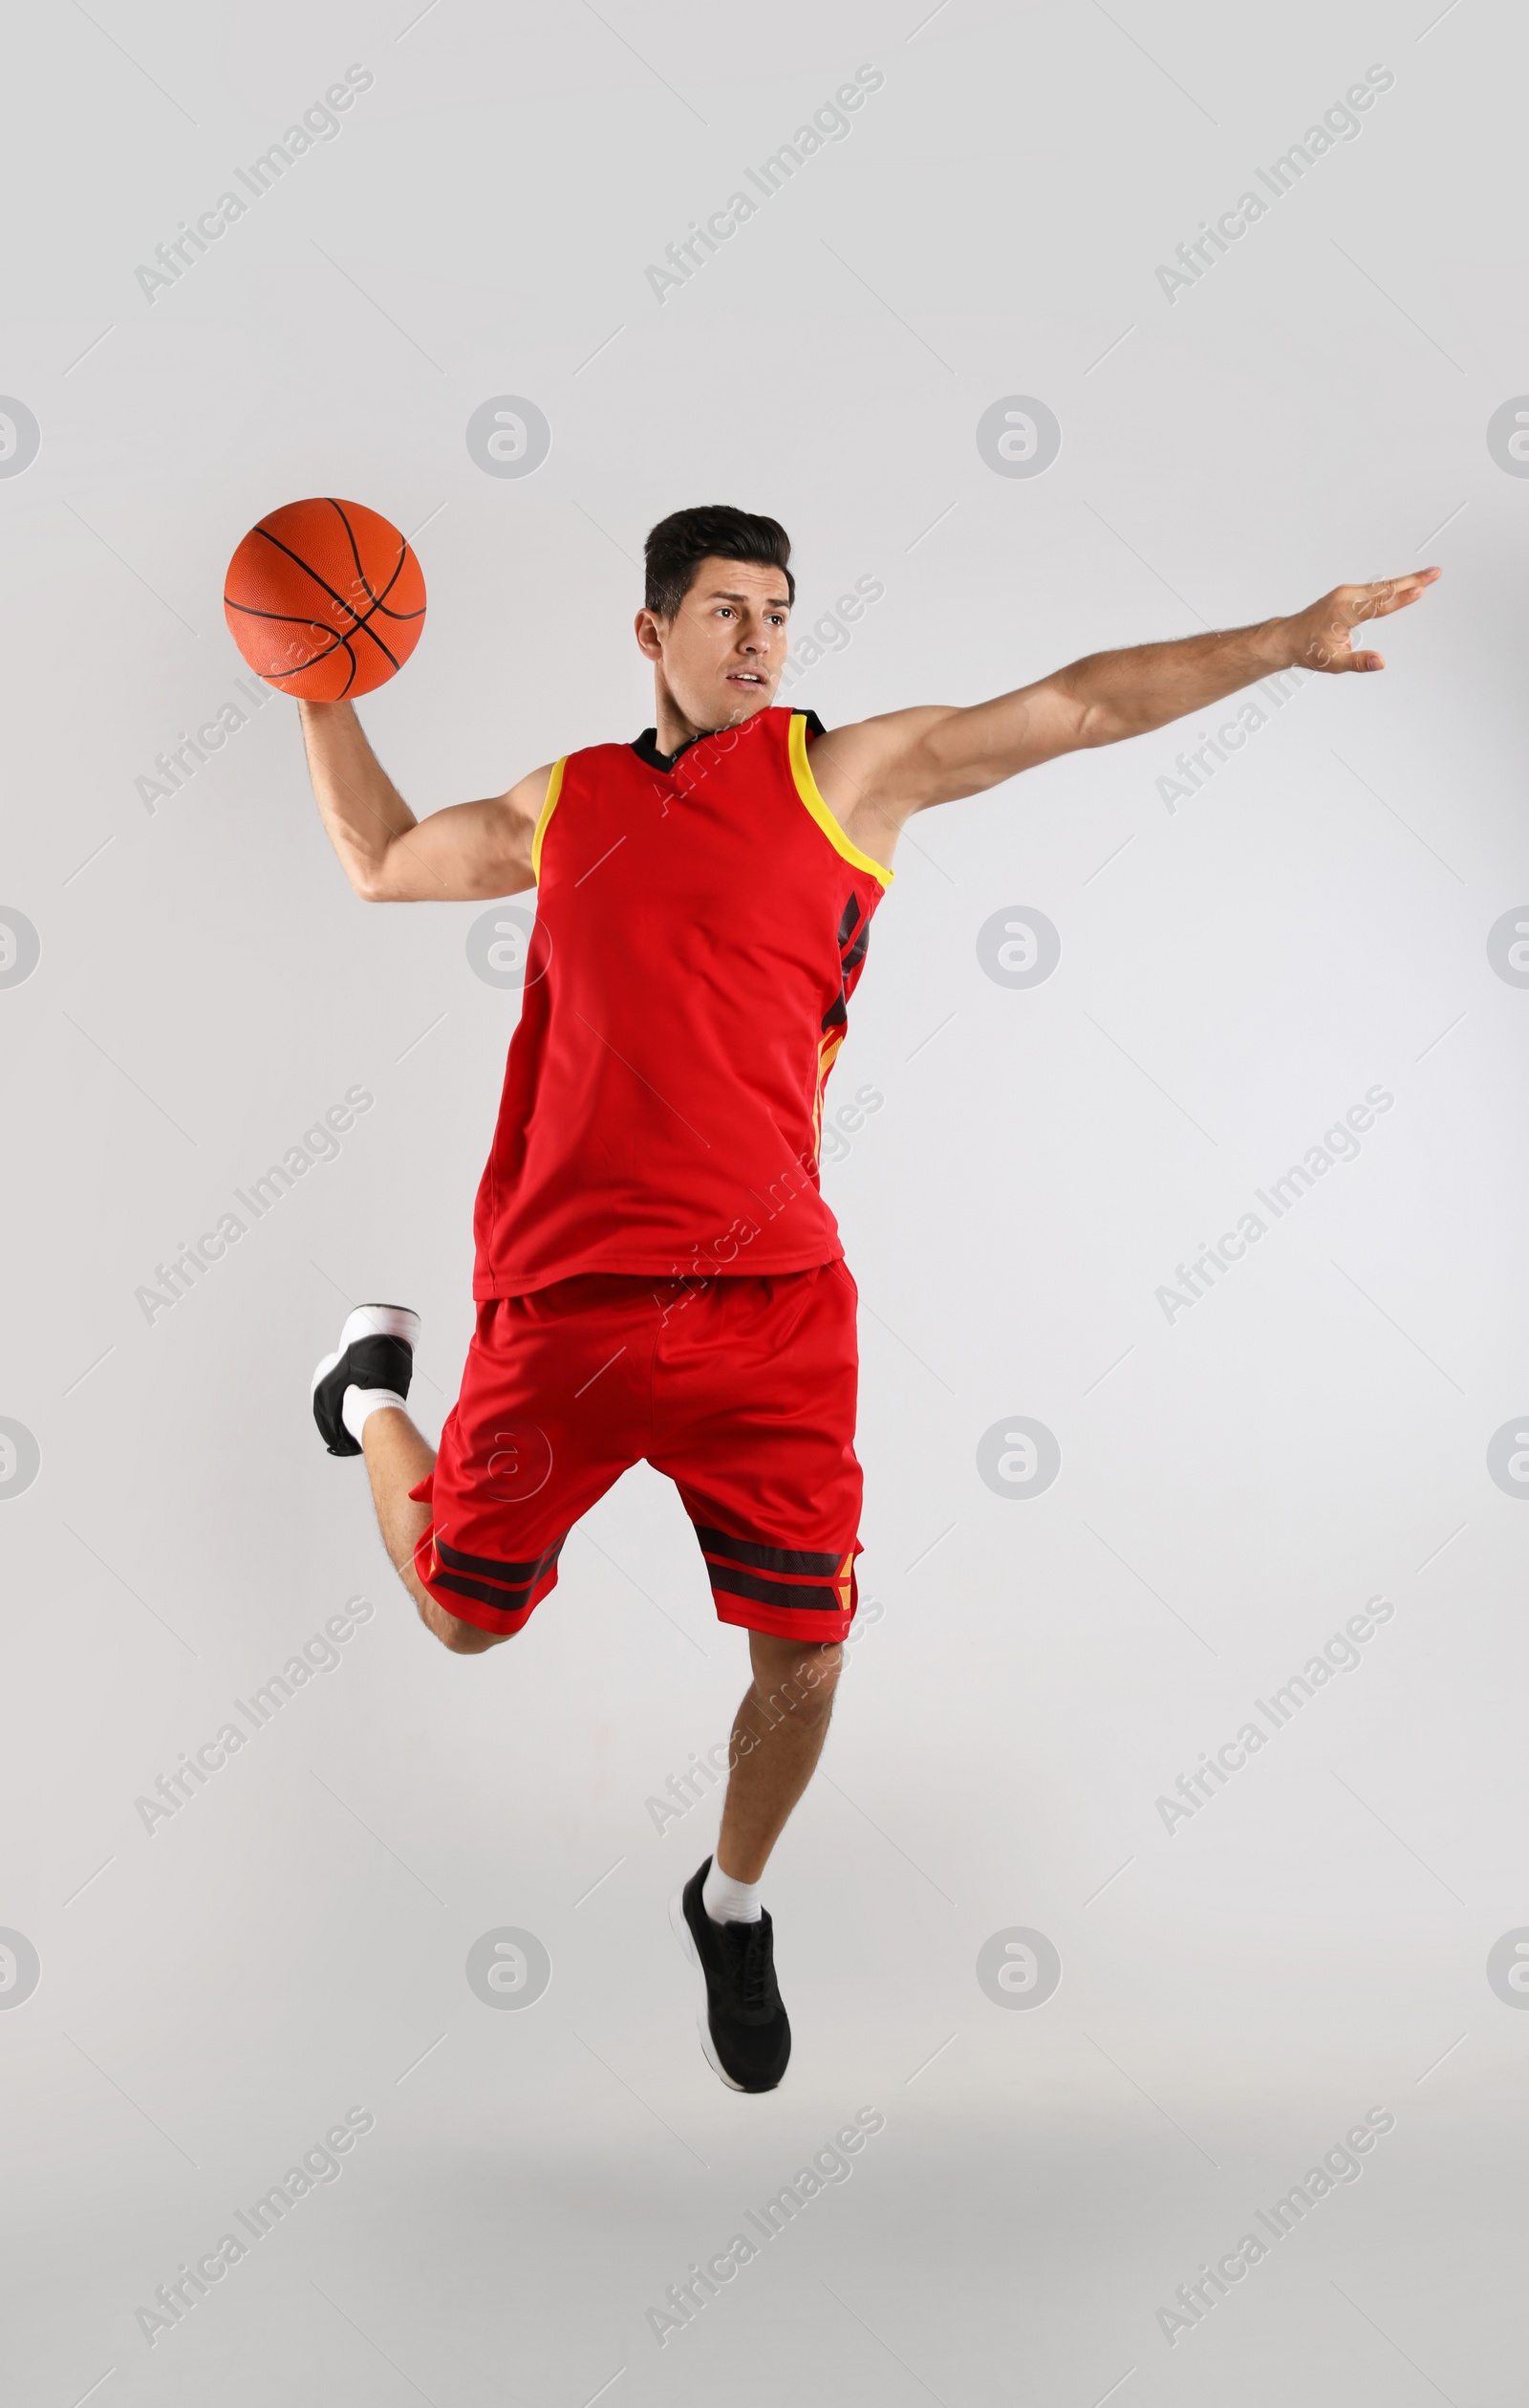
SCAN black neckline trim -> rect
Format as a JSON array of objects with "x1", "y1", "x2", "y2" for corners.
[{"x1": 630, "y1": 706, "x2": 825, "y2": 772}]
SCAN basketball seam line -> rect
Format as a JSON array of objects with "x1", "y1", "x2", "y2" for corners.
[
  {"x1": 223, "y1": 508, "x2": 426, "y2": 694},
  {"x1": 252, "y1": 532, "x2": 400, "y2": 664},
  {"x1": 224, "y1": 521, "x2": 421, "y2": 688},
  {"x1": 331, "y1": 496, "x2": 389, "y2": 616},
  {"x1": 254, "y1": 518, "x2": 415, "y2": 633},
  {"x1": 240, "y1": 524, "x2": 409, "y2": 667}
]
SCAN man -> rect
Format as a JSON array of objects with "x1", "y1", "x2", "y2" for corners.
[{"x1": 301, "y1": 504, "x2": 1436, "y2": 2093}]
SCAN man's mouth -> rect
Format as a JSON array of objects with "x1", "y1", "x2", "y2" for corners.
[{"x1": 727, "y1": 671, "x2": 764, "y2": 685}]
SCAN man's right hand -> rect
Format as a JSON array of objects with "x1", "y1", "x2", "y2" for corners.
[{"x1": 1281, "y1": 572, "x2": 1439, "y2": 677}]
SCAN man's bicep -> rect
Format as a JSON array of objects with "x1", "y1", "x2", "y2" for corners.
[
  {"x1": 903, "y1": 680, "x2": 1088, "y2": 810},
  {"x1": 824, "y1": 686, "x2": 1084, "y2": 825},
  {"x1": 371, "y1": 765, "x2": 550, "y2": 901}
]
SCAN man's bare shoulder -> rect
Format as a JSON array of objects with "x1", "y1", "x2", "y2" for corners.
[
  {"x1": 809, "y1": 705, "x2": 954, "y2": 775},
  {"x1": 806, "y1": 706, "x2": 958, "y2": 857},
  {"x1": 506, "y1": 760, "x2": 557, "y2": 823}
]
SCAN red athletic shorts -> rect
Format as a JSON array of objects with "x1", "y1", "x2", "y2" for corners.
[{"x1": 410, "y1": 1265, "x2": 863, "y2": 1642}]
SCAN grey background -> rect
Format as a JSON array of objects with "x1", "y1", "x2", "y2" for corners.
[{"x1": 2, "y1": 0, "x2": 1526, "y2": 2400}]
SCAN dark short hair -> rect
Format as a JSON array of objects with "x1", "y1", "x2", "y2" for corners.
[{"x1": 643, "y1": 505, "x2": 795, "y2": 619}]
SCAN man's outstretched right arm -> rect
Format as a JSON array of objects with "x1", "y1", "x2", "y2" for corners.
[{"x1": 297, "y1": 699, "x2": 549, "y2": 901}]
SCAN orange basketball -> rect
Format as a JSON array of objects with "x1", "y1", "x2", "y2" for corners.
[{"x1": 223, "y1": 497, "x2": 426, "y2": 700}]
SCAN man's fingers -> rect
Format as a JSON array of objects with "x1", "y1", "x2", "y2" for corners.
[
  {"x1": 1342, "y1": 567, "x2": 1442, "y2": 623},
  {"x1": 1298, "y1": 565, "x2": 1438, "y2": 671},
  {"x1": 1367, "y1": 569, "x2": 1439, "y2": 619},
  {"x1": 1306, "y1": 634, "x2": 1384, "y2": 674}
]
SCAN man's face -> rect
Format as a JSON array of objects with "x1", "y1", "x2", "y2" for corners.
[{"x1": 635, "y1": 554, "x2": 791, "y2": 732}]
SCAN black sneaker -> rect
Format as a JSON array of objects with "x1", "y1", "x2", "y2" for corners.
[
  {"x1": 670, "y1": 1857, "x2": 791, "y2": 2093},
  {"x1": 310, "y1": 1304, "x2": 419, "y2": 1456}
]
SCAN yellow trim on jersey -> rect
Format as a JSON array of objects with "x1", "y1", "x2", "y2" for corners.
[
  {"x1": 530, "y1": 756, "x2": 567, "y2": 885},
  {"x1": 812, "y1": 1027, "x2": 847, "y2": 1159},
  {"x1": 787, "y1": 715, "x2": 894, "y2": 887}
]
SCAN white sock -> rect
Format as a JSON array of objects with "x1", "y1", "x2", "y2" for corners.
[
  {"x1": 702, "y1": 1856, "x2": 763, "y2": 1924},
  {"x1": 341, "y1": 1385, "x2": 406, "y2": 1445}
]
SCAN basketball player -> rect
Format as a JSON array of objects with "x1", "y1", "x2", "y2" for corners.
[{"x1": 301, "y1": 507, "x2": 1436, "y2": 2091}]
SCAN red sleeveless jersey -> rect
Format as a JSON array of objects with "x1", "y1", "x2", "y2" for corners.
[{"x1": 472, "y1": 707, "x2": 892, "y2": 1297}]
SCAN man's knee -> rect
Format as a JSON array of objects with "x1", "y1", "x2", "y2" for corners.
[
  {"x1": 425, "y1": 1600, "x2": 512, "y2": 1654},
  {"x1": 402, "y1": 1566, "x2": 512, "y2": 1655},
  {"x1": 751, "y1": 1635, "x2": 843, "y2": 1721},
  {"x1": 433, "y1": 1614, "x2": 509, "y2": 1655}
]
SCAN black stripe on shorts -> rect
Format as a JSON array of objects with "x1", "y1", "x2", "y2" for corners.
[
  {"x1": 436, "y1": 1535, "x2": 566, "y2": 1587},
  {"x1": 694, "y1": 1525, "x2": 844, "y2": 1579},
  {"x1": 707, "y1": 1563, "x2": 845, "y2": 1616},
  {"x1": 430, "y1": 1568, "x2": 539, "y2": 1615}
]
